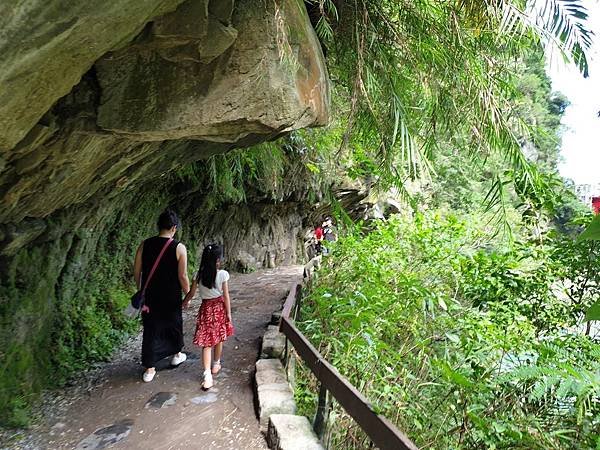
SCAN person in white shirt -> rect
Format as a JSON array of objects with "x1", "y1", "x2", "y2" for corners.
[{"x1": 183, "y1": 244, "x2": 233, "y2": 389}]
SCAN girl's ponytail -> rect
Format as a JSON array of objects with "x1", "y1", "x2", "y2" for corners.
[{"x1": 197, "y1": 244, "x2": 222, "y2": 289}]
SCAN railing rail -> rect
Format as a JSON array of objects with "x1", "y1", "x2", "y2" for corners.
[{"x1": 279, "y1": 281, "x2": 419, "y2": 450}]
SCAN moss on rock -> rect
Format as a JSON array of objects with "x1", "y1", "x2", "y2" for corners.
[{"x1": 0, "y1": 140, "x2": 324, "y2": 426}]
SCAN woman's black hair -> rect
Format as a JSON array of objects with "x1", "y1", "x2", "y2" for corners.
[
  {"x1": 197, "y1": 244, "x2": 223, "y2": 289},
  {"x1": 157, "y1": 209, "x2": 180, "y2": 231}
]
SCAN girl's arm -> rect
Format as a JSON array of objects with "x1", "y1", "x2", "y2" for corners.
[
  {"x1": 182, "y1": 280, "x2": 197, "y2": 308},
  {"x1": 134, "y1": 242, "x2": 143, "y2": 289},
  {"x1": 223, "y1": 280, "x2": 232, "y2": 322}
]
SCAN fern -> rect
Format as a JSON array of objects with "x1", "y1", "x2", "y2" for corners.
[{"x1": 502, "y1": 358, "x2": 600, "y2": 425}]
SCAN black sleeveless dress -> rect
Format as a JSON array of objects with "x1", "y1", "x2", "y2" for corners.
[{"x1": 140, "y1": 236, "x2": 184, "y2": 368}]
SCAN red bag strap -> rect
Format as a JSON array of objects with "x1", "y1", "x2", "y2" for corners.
[{"x1": 142, "y1": 238, "x2": 173, "y2": 293}]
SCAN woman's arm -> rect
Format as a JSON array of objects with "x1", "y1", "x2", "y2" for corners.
[
  {"x1": 176, "y1": 243, "x2": 190, "y2": 294},
  {"x1": 134, "y1": 242, "x2": 143, "y2": 289},
  {"x1": 182, "y1": 280, "x2": 197, "y2": 308},
  {"x1": 223, "y1": 280, "x2": 232, "y2": 322}
]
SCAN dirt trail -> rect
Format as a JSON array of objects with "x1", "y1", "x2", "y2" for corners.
[{"x1": 4, "y1": 266, "x2": 302, "y2": 450}]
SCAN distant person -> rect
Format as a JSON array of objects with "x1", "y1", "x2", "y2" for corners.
[
  {"x1": 183, "y1": 244, "x2": 234, "y2": 390},
  {"x1": 133, "y1": 210, "x2": 190, "y2": 382},
  {"x1": 322, "y1": 217, "x2": 336, "y2": 242},
  {"x1": 314, "y1": 224, "x2": 324, "y2": 254},
  {"x1": 321, "y1": 217, "x2": 336, "y2": 255},
  {"x1": 593, "y1": 196, "x2": 600, "y2": 215}
]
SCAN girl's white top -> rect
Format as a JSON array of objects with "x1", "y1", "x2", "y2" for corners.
[{"x1": 197, "y1": 269, "x2": 230, "y2": 299}]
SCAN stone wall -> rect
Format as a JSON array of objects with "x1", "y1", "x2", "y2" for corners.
[{"x1": 0, "y1": 0, "x2": 329, "y2": 425}]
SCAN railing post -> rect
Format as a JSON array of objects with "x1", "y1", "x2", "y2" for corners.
[
  {"x1": 313, "y1": 382, "x2": 331, "y2": 440},
  {"x1": 285, "y1": 344, "x2": 296, "y2": 388},
  {"x1": 293, "y1": 284, "x2": 302, "y2": 321}
]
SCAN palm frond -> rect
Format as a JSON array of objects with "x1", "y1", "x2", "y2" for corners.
[
  {"x1": 501, "y1": 0, "x2": 594, "y2": 77},
  {"x1": 483, "y1": 173, "x2": 514, "y2": 239}
]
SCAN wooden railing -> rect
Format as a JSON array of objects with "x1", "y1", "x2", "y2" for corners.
[{"x1": 279, "y1": 282, "x2": 419, "y2": 450}]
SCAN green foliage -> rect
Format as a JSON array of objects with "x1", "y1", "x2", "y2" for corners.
[
  {"x1": 296, "y1": 212, "x2": 600, "y2": 449},
  {"x1": 404, "y1": 47, "x2": 581, "y2": 242},
  {"x1": 307, "y1": 0, "x2": 593, "y2": 218},
  {"x1": 513, "y1": 52, "x2": 569, "y2": 172},
  {"x1": 176, "y1": 136, "x2": 330, "y2": 211},
  {"x1": 575, "y1": 215, "x2": 600, "y2": 322}
]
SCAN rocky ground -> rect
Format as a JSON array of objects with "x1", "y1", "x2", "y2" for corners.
[{"x1": 1, "y1": 266, "x2": 302, "y2": 450}]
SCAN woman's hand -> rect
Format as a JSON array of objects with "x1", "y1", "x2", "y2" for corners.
[{"x1": 182, "y1": 281, "x2": 197, "y2": 309}]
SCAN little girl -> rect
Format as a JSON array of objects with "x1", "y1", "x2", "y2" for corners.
[{"x1": 183, "y1": 244, "x2": 234, "y2": 389}]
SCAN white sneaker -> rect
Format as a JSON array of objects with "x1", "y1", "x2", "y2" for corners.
[
  {"x1": 143, "y1": 369, "x2": 156, "y2": 382},
  {"x1": 202, "y1": 370, "x2": 213, "y2": 390},
  {"x1": 171, "y1": 352, "x2": 187, "y2": 366}
]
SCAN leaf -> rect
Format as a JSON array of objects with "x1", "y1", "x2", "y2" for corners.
[
  {"x1": 305, "y1": 162, "x2": 321, "y2": 174},
  {"x1": 439, "y1": 362, "x2": 474, "y2": 388},
  {"x1": 492, "y1": 421, "x2": 507, "y2": 434},
  {"x1": 438, "y1": 297, "x2": 448, "y2": 311},
  {"x1": 445, "y1": 332, "x2": 460, "y2": 344},
  {"x1": 584, "y1": 299, "x2": 600, "y2": 322},
  {"x1": 576, "y1": 214, "x2": 600, "y2": 242}
]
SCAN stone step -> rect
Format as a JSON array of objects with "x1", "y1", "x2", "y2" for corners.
[
  {"x1": 267, "y1": 414, "x2": 325, "y2": 450},
  {"x1": 270, "y1": 310, "x2": 282, "y2": 325},
  {"x1": 261, "y1": 324, "x2": 286, "y2": 359},
  {"x1": 255, "y1": 359, "x2": 296, "y2": 432}
]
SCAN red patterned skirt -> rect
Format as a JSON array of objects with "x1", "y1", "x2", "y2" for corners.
[{"x1": 193, "y1": 296, "x2": 234, "y2": 347}]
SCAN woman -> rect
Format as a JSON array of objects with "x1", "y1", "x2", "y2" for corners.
[{"x1": 133, "y1": 209, "x2": 190, "y2": 382}]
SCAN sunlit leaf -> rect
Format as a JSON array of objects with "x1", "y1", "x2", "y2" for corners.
[
  {"x1": 585, "y1": 299, "x2": 600, "y2": 322},
  {"x1": 577, "y1": 214, "x2": 600, "y2": 242}
]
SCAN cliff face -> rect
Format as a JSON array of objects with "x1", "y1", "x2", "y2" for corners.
[
  {"x1": 0, "y1": 0, "x2": 329, "y2": 425},
  {"x1": 0, "y1": 0, "x2": 328, "y2": 225}
]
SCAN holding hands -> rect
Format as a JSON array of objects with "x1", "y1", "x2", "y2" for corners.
[{"x1": 182, "y1": 280, "x2": 197, "y2": 309}]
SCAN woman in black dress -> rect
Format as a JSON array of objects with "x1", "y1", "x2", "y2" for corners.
[{"x1": 133, "y1": 210, "x2": 190, "y2": 382}]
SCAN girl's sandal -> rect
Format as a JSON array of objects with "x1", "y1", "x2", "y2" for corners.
[
  {"x1": 211, "y1": 361, "x2": 221, "y2": 375},
  {"x1": 202, "y1": 371, "x2": 214, "y2": 390}
]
